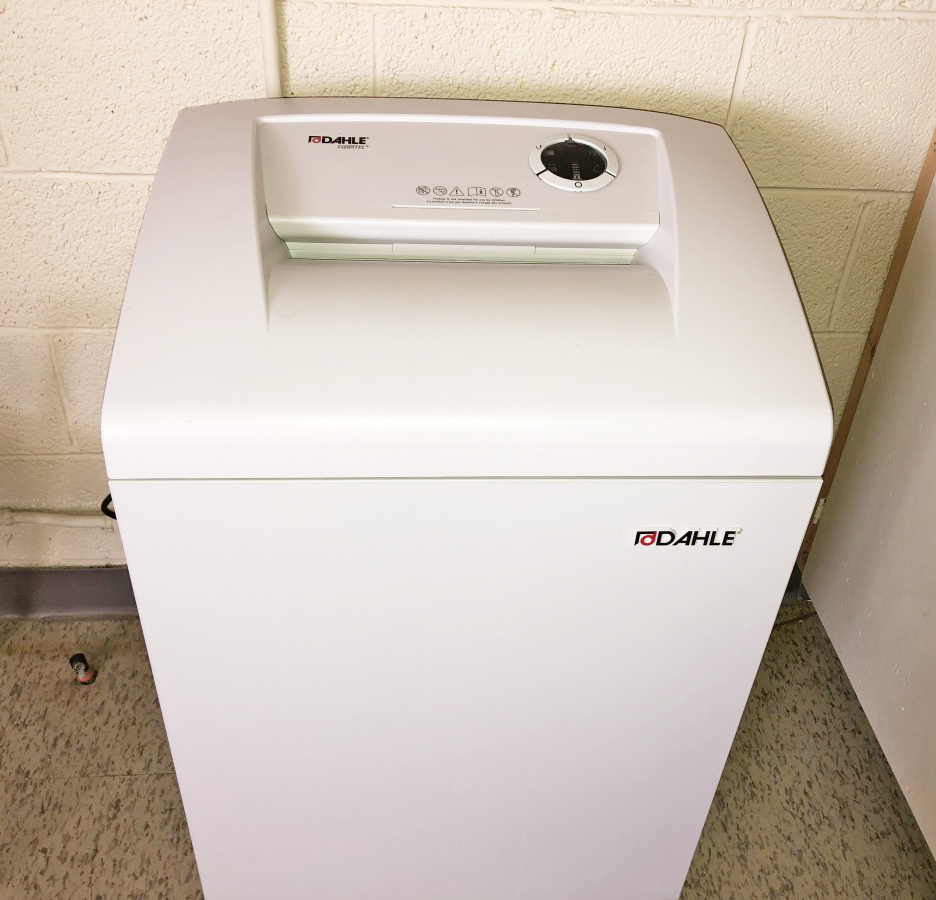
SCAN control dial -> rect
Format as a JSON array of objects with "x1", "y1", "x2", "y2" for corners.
[{"x1": 529, "y1": 134, "x2": 618, "y2": 192}]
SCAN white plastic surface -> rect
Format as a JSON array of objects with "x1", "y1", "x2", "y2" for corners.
[
  {"x1": 102, "y1": 99, "x2": 833, "y2": 900},
  {"x1": 101, "y1": 98, "x2": 832, "y2": 480},
  {"x1": 112, "y1": 476, "x2": 821, "y2": 900}
]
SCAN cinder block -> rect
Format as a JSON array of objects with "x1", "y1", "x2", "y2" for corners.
[
  {"x1": 0, "y1": 519, "x2": 125, "y2": 567},
  {"x1": 0, "y1": 0, "x2": 264, "y2": 172},
  {"x1": 0, "y1": 335, "x2": 72, "y2": 454},
  {"x1": 814, "y1": 332, "x2": 866, "y2": 432},
  {"x1": 0, "y1": 179, "x2": 149, "y2": 328},
  {"x1": 281, "y1": 2, "x2": 373, "y2": 97},
  {"x1": 374, "y1": 8, "x2": 744, "y2": 123},
  {"x1": 0, "y1": 455, "x2": 109, "y2": 511},
  {"x1": 732, "y1": 18, "x2": 936, "y2": 190},
  {"x1": 762, "y1": 190, "x2": 861, "y2": 331},
  {"x1": 51, "y1": 333, "x2": 114, "y2": 453},
  {"x1": 832, "y1": 194, "x2": 910, "y2": 332}
]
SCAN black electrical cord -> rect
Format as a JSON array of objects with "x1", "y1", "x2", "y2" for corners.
[{"x1": 101, "y1": 493, "x2": 117, "y2": 520}]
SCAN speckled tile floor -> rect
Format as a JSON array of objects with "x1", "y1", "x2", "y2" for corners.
[{"x1": 0, "y1": 608, "x2": 934, "y2": 899}]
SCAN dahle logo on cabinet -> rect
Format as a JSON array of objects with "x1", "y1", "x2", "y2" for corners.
[
  {"x1": 635, "y1": 529, "x2": 739, "y2": 547},
  {"x1": 308, "y1": 135, "x2": 369, "y2": 145}
]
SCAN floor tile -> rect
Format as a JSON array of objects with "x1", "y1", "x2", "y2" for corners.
[
  {"x1": 0, "y1": 774, "x2": 201, "y2": 900},
  {"x1": 681, "y1": 614, "x2": 936, "y2": 899},
  {"x1": 0, "y1": 619, "x2": 173, "y2": 779}
]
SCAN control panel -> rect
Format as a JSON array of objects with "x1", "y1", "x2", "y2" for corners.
[{"x1": 259, "y1": 115, "x2": 660, "y2": 256}]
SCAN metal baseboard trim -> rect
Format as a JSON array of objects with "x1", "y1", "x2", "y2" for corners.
[{"x1": 0, "y1": 567, "x2": 137, "y2": 619}]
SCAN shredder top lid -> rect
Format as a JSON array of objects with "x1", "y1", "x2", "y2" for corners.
[{"x1": 102, "y1": 99, "x2": 832, "y2": 481}]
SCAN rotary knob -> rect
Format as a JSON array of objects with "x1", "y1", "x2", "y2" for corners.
[{"x1": 529, "y1": 134, "x2": 619, "y2": 192}]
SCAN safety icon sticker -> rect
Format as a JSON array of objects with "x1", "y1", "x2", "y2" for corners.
[{"x1": 413, "y1": 183, "x2": 518, "y2": 206}]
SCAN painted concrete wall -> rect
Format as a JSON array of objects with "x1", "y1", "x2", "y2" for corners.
[
  {"x1": 804, "y1": 173, "x2": 936, "y2": 851},
  {"x1": 1, "y1": 0, "x2": 934, "y2": 565}
]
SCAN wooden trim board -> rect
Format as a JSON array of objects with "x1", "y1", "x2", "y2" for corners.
[{"x1": 798, "y1": 127, "x2": 936, "y2": 569}]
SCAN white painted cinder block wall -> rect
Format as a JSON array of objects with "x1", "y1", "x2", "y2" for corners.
[{"x1": 1, "y1": 0, "x2": 934, "y2": 566}]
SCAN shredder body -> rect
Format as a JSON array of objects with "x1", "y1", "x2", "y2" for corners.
[{"x1": 102, "y1": 99, "x2": 832, "y2": 900}]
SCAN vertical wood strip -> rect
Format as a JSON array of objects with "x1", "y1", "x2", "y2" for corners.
[{"x1": 798, "y1": 125, "x2": 936, "y2": 570}]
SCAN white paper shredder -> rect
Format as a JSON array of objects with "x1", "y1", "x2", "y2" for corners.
[{"x1": 102, "y1": 99, "x2": 832, "y2": 899}]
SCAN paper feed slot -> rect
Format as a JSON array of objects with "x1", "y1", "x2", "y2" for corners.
[
  {"x1": 283, "y1": 241, "x2": 642, "y2": 264},
  {"x1": 272, "y1": 214, "x2": 658, "y2": 264}
]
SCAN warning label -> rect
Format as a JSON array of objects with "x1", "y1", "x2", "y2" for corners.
[
  {"x1": 414, "y1": 185, "x2": 519, "y2": 206},
  {"x1": 426, "y1": 196, "x2": 513, "y2": 206}
]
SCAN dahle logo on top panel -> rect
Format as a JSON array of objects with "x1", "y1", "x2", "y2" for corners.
[
  {"x1": 308, "y1": 135, "x2": 369, "y2": 145},
  {"x1": 635, "y1": 529, "x2": 739, "y2": 547}
]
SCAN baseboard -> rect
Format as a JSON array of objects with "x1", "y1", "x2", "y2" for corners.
[{"x1": 0, "y1": 567, "x2": 137, "y2": 618}]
